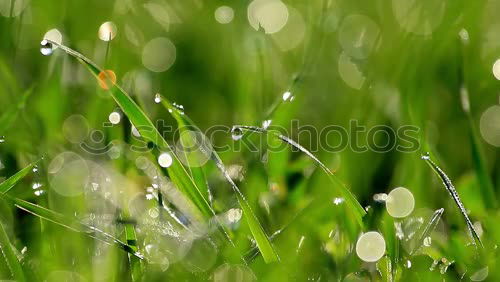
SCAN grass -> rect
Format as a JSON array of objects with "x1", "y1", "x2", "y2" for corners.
[{"x1": 0, "y1": 0, "x2": 499, "y2": 281}]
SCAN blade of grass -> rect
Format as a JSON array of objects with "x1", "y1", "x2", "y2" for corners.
[
  {"x1": 0, "y1": 159, "x2": 40, "y2": 194},
  {"x1": 460, "y1": 86, "x2": 497, "y2": 209},
  {"x1": 43, "y1": 39, "x2": 214, "y2": 221},
  {"x1": 410, "y1": 208, "x2": 444, "y2": 256},
  {"x1": 1, "y1": 195, "x2": 144, "y2": 259},
  {"x1": 0, "y1": 221, "x2": 25, "y2": 282},
  {"x1": 421, "y1": 154, "x2": 482, "y2": 248},
  {"x1": 232, "y1": 125, "x2": 366, "y2": 225},
  {"x1": 158, "y1": 96, "x2": 279, "y2": 263}
]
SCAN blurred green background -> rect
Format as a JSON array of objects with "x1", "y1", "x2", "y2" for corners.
[{"x1": 0, "y1": 0, "x2": 499, "y2": 281}]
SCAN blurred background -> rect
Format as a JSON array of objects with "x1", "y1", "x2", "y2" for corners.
[{"x1": 0, "y1": 0, "x2": 499, "y2": 281}]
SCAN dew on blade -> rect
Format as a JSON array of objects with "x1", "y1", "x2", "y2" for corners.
[
  {"x1": 231, "y1": 127, "x2": 243, "y2": 141},
  {"x1": 40, "y1": 39, "x2": 53, "y2": 56}
]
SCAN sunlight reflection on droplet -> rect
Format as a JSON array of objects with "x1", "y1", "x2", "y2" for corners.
[
  {"x1": 98, "y1": 21, "x2": 117, "y2": 41},
  {"x1": 355, "y1": 231, "x2": 386, "y2": 262},
  {"x1": 492, "y1": 59, "x2": 500, "y2": 80},
  {"x1": 247, "y1": 0, "x2": 288, "y2": 34},
  {"x1": 338, "y1": 14, "x2": 380, "y2": 59},
  {"x1": 338, "y1": 51, "x2": 365, "y2": 90},
  {"x1": 62, "y1": 115, "x2": 89, "y2": 144},
  {"x1": 479, "y1": 105, "x2": 500, "y2": 147},
  {"x1": 43, "y1": 28, "x2": 62, "y2": 49},
  {"x1": 131, "y1": 125, "x2": 141, "y2": 137},
  {"x1": 158, "y1": 152, "x2": 173, "y2": 168},
  {"x1": 142, "y1": 37, "x2": 176, "y2": 72},
  {"x1": 215, "y1": 6, "x2": 234, "y2": 24},
  {"x1": 386, "y1": 187, "x2": 415, "y2": 218},
  {"x1": 154, "y1": 93, "x2": 161, "y2": 103},
  {"x1": 108, "y1": 111, "x2": 121, "y2": 125}
]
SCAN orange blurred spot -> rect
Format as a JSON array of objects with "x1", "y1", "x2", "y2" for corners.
[{"x1": 98, "y1": 70, "x2": 116, "y2": 90}]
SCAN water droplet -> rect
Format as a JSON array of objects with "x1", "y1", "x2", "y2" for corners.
[
  {"x1": 32, "y1": 166, "x2": 38, "y2": 173},
  {"x1": 108, "y1": 112, "x2": 121, "y2": 125},
  {"x1": 262, "y1": 119, "x2": 272, "y2": 129},
  {"x1": 154, "y1": 93, "x2": 161, "y2": 103},
  {"x1": 394, "y1": 222, "x2": 404, "y2": 240},
  {"x1": 355, "y1": 231, "x2": 386, "y2": 262},
  {"x1": 333, "y1": 197, "x2": 344, "y2": 205},
  {"x1": 373, "y1": 193, "x2": 388, "y2": 203},
  {"x1": 98, "y1": 21, "x2": 118, "y2": 41},
  {"x1": 32, "y1": 182, "x2": 42, "y2": 189},
  {"x1": 98, "y1": 70, "x2": 117, "y2": 90},
  {"x1": 231, "y1": 127, "x2": 243, "y2": 141},
  {"x1": 405, "y1": 260, "x2": 412, "y2": 268},
  {"x1": 282, "y1": 91, "x2": 292, "y2": 101},
  {"x1": 421, "y1": 152, "x2": 430, "y2": 160},
  {"x1": 131, "y1": 125, "x2": 141, "y2": 137},
  {"x1": 34, "y1": 190, "x2": 44, "y2": 196},
  {"x1": 423, "y1": 236, "x2": 432, "y2": 247},
  {"x1": 40, "y1": 39, "x2": 53, "y2": 56},
  {"x1": 429, "y1": 259, "x2": 439, "y2": 271},
  {"x1": 158, "y1": 152, "x2": 173, "y2": 168}
]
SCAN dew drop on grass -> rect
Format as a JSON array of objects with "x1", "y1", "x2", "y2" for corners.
[
  {"x1": 231, "y1": 127, "x2": 243, "y2": 140},
  {"x1": 423, "y1": 236, "x2": 432, "y2": 247},
  {"x1": 108, "y1": 111, "x2": 121, "y2": 125},
  {"x1": 333, "y1": 197, "x2": 344, "y2": 205},
  {"x1": 262, "y1": 119, "x2": 272, "y2": 129},
  {"x1": 355, "y1": 231, "x2": 386, "y2": 262},
  {"x1": 405, "y1": 260, "x2": 412, "y2": 268},
  {"x1": 158, "y1": 152, "x2": 173, "y2": 168},
  {"x1": 40, "y1": 39, "x2": 53, "y2": 56},
  {"x1": 154, "y1": 93, "x2": 161, "y2": 103},
  {"x1": 386, "y1": 187, "x2": 415, "y2": 218},
  {"x1": 373, "y1": 193, "x2": 388, "y2": 203}
]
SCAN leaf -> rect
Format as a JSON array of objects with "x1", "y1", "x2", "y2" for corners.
[
  {"x1": 159, "y1": 96, "x2": 280, "y2": 263},
  {"x1": 0, "y1": 160, "x2": 40, "y2": 194},
  {"x1": 0, "y1": 221, "x2": 25, "y2": 282},
  {"x1": 232, "y1": 125, "x2": 366, "y2": 225}
]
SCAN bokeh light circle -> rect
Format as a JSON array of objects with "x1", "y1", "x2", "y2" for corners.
[{"x1": 355, "y1": 231, "x2": 386, "y2": 262}]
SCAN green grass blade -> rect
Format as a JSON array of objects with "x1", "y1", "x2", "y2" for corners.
[
  {"x1": 2, "y1": 196, "x2": 143, "y2": 259},
  {"x1": 0, "y1": 221, "x2": 25, "y2": 282},
  {"x1": 421, "y1": 154, "x2": 482, "y2": 249},
  {"x1": 232, "y1": 125, "x2": 366, "y2": 225},
  {"x1": 44, "y1": 40, "x2": 213, "y2": 221},
  {"x1": 0, "y1": 160, "x2": 40, "y2": 194},
  {"x1": 159, "y1": 96, "x2": 279, "y2": 263}
]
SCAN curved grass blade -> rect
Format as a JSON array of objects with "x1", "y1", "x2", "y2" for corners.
[
  {"x1": 158, "y1": 96, "x2": 279, "y2": 263},
  {"x1": 0, "y1": 159, "x2": 40, "y2": 194},
  {"x1": 3, "y1": 195, "x2": 144, "y2": 259},
  {"x1": 42, "y1": 39, "x2": 213, "y2": 221},
  {"x1": 232, "y1": 125, "x2": 366, "y2": 225},
  {"x1": 421, "y1": 154, "x2": 483, "y2": 248},
  {"x1": 410, "y1": 208, "x2": 444, "y2": 256},
  {"x1": 0, "y1": 221, "x2": 25, "y2": 282}
]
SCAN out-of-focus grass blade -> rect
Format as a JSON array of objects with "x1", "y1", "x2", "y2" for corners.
[
  {"x1": 0, "y1": 86, "x2": 33, "y2": 133},
  {"x1": 159, "y1": 96, "x2": 279, "y2": 263},
  {"x1": 0, "y1": 160, "x2": 40, "y2": 194},
  {"x1": 2, "y1": 195, "x2": 144, "y2": 259},
  {"x1": 421, "y1": 154, "x2": 483, "y2": 249},
  {"x1": 44, "y1": 40, "x2": 213, "y2": 221},
  {"x1": 460, "y1": 87, "x2": 497, "y2": 210},
  {"x1": 410, "y1": 208, "x2": 444, "y2": 256},
  {"x1": 0, "y1": 221, "x2": 25, "y2": 282},
  {"x1": 232, "y1": 125, "x2": 366, "y2": 226}
]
